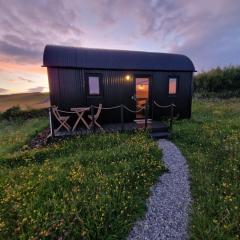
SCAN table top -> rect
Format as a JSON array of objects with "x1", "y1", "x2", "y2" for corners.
[{"x1": 70, "y1": 107, "x2": 90, "y2": 112}]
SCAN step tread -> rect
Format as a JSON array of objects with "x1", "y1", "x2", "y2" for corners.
[
  {"x1": 150, "y1": 127, "x2": 169, "y2": 132},
  {"x1": 149, "y1": 131, "x2": 170, "y2": 139}
]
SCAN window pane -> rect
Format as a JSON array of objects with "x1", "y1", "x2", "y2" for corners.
[
  {"x1": 169, "y1": 78, "x2": 177, "y2": 94},
  {"x1": 89, "y1": 76, "x2": 100, "y2": 95}
]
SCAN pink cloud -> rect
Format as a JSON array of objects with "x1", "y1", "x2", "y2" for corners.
[{"x1": 0, "y1": 0, "x2": 239, "y2": 88}]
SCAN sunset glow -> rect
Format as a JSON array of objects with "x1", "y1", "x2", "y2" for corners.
[{"x1": 0, "y1": 0, "x2": 240, "y2": 94}]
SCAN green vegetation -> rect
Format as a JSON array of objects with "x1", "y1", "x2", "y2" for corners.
[
  {"x1": 0, "y1": 106, "x2": 48, "y2": 121},
  {"x1": 194, "y1": 66, "x2": 240, "y2": 98},
  {"x1": 0, "y1": 116, "x2": 164, "y2": 239},
  {"x1": 173, "y1": 98, "x2": 240, "y2": 239},
  {"x1": 0, "y1": 117, "x2": 48, "y2": 157},
  {"x1": 0, "y1": 92, "x2": 49, "y2": 112},
  {"x1": 1, "y1": 98, "x2": 239, "y2": 239}
]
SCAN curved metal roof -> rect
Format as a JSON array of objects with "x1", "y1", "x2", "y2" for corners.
[{"x1": 43, "y1": 45, "x2": 195, "y2": 71}]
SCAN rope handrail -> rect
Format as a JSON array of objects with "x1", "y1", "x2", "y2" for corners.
[
  {"x1": 51, "y1": 102, "x2": 176, "y2": 114},
  {"x1": 49, "y1": 100, "x2": 175, "y2": 136},
  {"x1": 92, "y1": 105, "x2": 121, "y2": 110},
  {"x1": 153, "y1": 101, "x2": 176, "y2": 108},
  {"x1": 123, "y1": 105, "x2": 145, "y2": 113},
  {"x1": 51, "y1": 104, "x2": 146, "y2": 113}
]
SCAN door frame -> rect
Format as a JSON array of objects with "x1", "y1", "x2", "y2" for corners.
[{"x1": 134, "y1": 74, "x2": 153, "y2": 119}]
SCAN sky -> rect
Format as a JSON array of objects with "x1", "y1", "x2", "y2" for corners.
[{"x1": 0, "y1": 0, "x2": 240, "y2": 94}]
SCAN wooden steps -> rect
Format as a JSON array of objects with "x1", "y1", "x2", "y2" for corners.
[
  {"x1": 148, "y1": 123, "x2": 170, "y2": 140},
  {"x1": 149, "y1": 131, "x2": 171, "y2": 139}
]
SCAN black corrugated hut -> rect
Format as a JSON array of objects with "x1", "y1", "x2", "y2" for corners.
[{"x1": 43, "y1": 45, "x2": 195, "y2": 127}]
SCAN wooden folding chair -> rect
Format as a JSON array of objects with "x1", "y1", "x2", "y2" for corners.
[
  {"x1": 88, "y1": 104, "x2": 103, "y2": 130},
  {"x1": 51, "y1": 106, "x2": 71, "y2": 133}
]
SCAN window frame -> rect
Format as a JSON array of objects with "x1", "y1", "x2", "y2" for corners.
[
  {"x1": 86, "y1": 73, "x2": 103, "y2": 97},
  {"x1": 168, "y1": 76, "x2": 178, "y2": 96}
]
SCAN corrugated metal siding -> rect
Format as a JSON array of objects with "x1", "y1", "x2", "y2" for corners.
[
  {"x1": 48, "y1": 67, "x2": 193, "y2": 128},
  {"x1": 47, "y1": 67, "x2": 59, "y2": 106},
  {"x1": 58, "y1": 68, "x2": 86, "y2": 109},
  {"x1": 44, "y1": 46, "x2": 76, "y2": 67},
  {"x1": 48, "y1": 67, "x2": 86, "y2": 128},
  {"x1": 85, "y1": 70, "x2": 136, "y2": 123},
  {"x1": 151, "y1": 71, "x2": 192, "y2": 119},
  {"x1": 43, "y1": 45, "x2": 196, "y2": 72}
]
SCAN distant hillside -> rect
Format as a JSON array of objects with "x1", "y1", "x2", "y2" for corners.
[{"x1": 0, "y1": 92, "x2": 50, "y2": 112}]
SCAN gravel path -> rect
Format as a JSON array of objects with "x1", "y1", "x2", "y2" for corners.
[{"x1": 128, "y1": 139, "x2": 191, "y2": 240}]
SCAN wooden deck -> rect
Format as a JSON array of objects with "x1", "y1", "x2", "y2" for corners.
[{"x1": 53, "y1": 120, "x2": 170, "y2": 139}]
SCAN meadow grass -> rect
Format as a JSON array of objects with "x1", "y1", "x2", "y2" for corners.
[
  {"x1": 1, "y1": 98, "x2": 239, "y2": 239},
  {"x1": 0, "y1": 117, "x2": 48, "y2": 156},
  {"x1": 0, "y1": 118, "x2": 164, "y2": 239},
  {"x1": 172, "y1": 98, "x2": 240, "y2": 240}
]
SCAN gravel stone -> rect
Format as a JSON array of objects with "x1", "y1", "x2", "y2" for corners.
[{"x1": 128, "y1": 139, "x2": 191, "y2": 240}]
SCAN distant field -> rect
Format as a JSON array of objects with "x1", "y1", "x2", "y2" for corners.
[{"x1": 0, "y1": 92, "x2": 50, "y2": 112}]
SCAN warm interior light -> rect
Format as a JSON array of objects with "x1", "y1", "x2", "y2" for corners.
[
  {"x1": 138, "y1": 84, "x2": 145, "y2": 90},
  {"x1": 169, "y1": 78, "x2": 177, "y2": 94},
  {"x1": 125, "y1": 75, "x2": 130, "y2": 80}
]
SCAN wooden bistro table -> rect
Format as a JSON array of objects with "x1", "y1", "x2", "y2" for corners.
[{"x1": 71, "y1": 107, "x2": 90, "y2": 131}]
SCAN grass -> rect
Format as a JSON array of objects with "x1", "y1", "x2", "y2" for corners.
[
  {"x1": 172, "y1": 98, "x2": 240, "y2": 240},
  {"x1": 1, "y1": 98, "x2": 239, "y2": 239},
  {"x1": 0, "y1": 118, "x2": 48, "y2": 156},
  {"x1": 0, "y1": 118, "x2": 164, "y2": 239},
  {"x1": 0, "y1": 92, "x2": 49, "y2": 112}
]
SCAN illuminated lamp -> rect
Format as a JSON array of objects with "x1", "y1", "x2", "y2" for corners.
[{"x1": 125, "y1": 75, "x2": 131, "y2": 81}]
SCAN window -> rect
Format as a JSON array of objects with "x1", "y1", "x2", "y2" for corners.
[
  {"x1": 168, "y1": 77, "x2": 177, "y2": 95},
  {"x1": 88, "y1": 75, "x2": 100, "y2": 95}
]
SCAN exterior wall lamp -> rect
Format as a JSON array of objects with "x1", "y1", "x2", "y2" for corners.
[{"x1": 125, "y1": 75, "x2": 131, "y2": 81}]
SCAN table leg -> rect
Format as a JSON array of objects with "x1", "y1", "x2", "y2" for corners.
[{"x1": 72, "y1": 112, "x2": 83, "y2": 131}]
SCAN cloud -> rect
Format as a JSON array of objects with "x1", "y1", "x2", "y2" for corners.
[
  {"x1": 0, "y1": 0, "x2": 239, "y2": 72},
  {"x1": 7, "y1": 77, "x2": 34, "y2": 83},
  {"x1": 27, "y1": 86, "x2": 45, "y2": 93},
  {"x1": 0, "y1": 88, "x2": 8, "y2": 94},
  {"x1": 0, "y1": 0, "x2": 84, "y2": 65},
  {"x1": 0, "y1": 40, "x2": 41, "y2": 63},
  {"x1": 18, "y1": 77, "x2": 34, "y2": 83},
  {"x1": 86, "y1": 0, "x2": 240, "y2": 69}
]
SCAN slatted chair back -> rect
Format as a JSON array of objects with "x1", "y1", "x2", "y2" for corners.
[
  {"x1": 88, "y1": 104, "x2": 103, "y2": 131},
  {"x1": 51, "y1": 105, "x2": 71, "y2": 133},
  {"x1": 52, "y1": 106, "x2": 61, "y2": 121}
]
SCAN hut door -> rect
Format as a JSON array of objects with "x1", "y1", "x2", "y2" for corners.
[{"x1": 135, "y1": 77, "x2": 149, "y2": 119}]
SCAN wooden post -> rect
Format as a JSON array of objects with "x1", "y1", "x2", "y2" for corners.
[
  {"x1": 49, "y1": 107, "x2": 54, "y2": 138},
  {"x1": 120, "y1": 104, "x2": 124, "y2": 132},
  {"x1": 91, "y1": 105, "x2": 95, "y2": 133},
  {"x1": 145, "y1": 102, "x2": 148, "y2": 130},
  {"x1": 151, "y1": 101, "x2": 154, "y2": 120},
  {"x1": 170, "y1": 103, "x2": 174, "y2": 131}
]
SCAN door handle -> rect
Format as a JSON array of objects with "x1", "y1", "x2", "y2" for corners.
[{"x1": 131, "y1": 95, "x2": 136, "y2": 101}]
